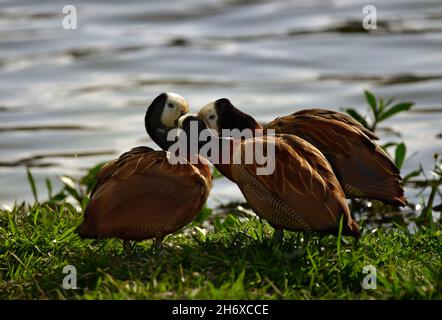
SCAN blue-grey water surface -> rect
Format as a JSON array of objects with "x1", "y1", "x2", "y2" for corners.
[{"x1": 1, "y1": 0, "x2": 441, "y2": 208}]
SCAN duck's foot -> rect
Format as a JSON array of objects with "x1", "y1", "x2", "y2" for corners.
[
  {"x1": 291, "y1": 231, "x2": 311, "y2": 257},
  {"x1": 272, "y1": 228, "x2": 284, "y2": 248},
  {"x1": 153, "y1": 237, "x2": 164, "y2": 256},
  {"x1": 123, "y1": 240, "x2": 134, "y2": 255}
]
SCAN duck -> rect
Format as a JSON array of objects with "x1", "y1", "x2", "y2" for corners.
[
  {"x1": 178, "y1": 113, "x2": 361, "y2": 244},
  {"x1": 198, "y1": 98, "x2": 407, "y2": 207},
  {"x1": 77, "y1": 93, "x2": 212, "y2": 251}
]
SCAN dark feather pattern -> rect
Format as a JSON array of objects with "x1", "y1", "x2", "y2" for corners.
[
  {"x1": 227, "y1": 135, "x2": 360, "y2": 237},
  {"x1": 265, "y1": 109, "x2": 406, "y2": 206},
  {"x1": 78, "y1": 147, "x2": 211, "y2": 240}
]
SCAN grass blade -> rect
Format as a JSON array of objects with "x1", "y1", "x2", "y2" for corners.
[
  {"x1": 395, "y1": 143, "x2": 407, "y2": 169},
  {"x1": 345, "y1": 108, "x2": 369, "y2": 129},
  {"x1": 364, "y1": 90, "x2": 377, "y2": 116},
  {"x1": 379, "y1": 102, "x2": 414, "y2": 122},
  {"x1": 26, "y1": 168, "x2": 39, "y2": 202},
  {"x1": 45, "y1": 178, "x2": 53, "y2": 199},
  {"x1": 336, "y1": 214, "x2": 344, "y2": 264},
  {"x1": 402, "y1": 168, "x2": 422, "y2": 185}
]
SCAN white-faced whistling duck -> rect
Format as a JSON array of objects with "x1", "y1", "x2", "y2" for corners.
[
  {"x1": 179, "y1": 112, "x2": 361, "y2": 244},
  {"x1": 77, "y1": 93, "x2": 212, "y2": 251},
  {"x1": 198, "y1": 98, "x2": 407, "y2": 207}
]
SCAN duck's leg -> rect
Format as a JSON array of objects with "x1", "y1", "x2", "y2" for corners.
[
  {"x1": 272, "y1": 228, "x2": 284, "y2": 247},
  {"x1": 123, "y1": 240, "x2": 133, "y2": 255},
  {"x1": 153, "y1": 237, "x2": 164, "y2": 254},
  {"x1": 290, "y1": 231, "x2": 311, "y2": 257},
  {"x1": 302, "y1": 231, "x2": 311, "y2": 250}
]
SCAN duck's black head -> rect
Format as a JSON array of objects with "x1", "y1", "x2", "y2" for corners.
[
  {"x1": 176, "y1": 114, "x2": 211, "y2": 159},
  {"x1": 197, "y1": 98, "x2": 261, "y2": 136},
  {"x1": 178, "y1": 114, "x2": 207, "y2": 136},
  {"x1": 145, "y1": 92, "x2": 189, "y2": 150}
]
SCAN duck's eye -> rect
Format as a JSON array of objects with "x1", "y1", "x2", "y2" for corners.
[
  {"x1": 209, "y1": 114, "x2": 216, "y2": 121},
  {"x1": 167, "y1": 103, "x2": 175, "y2": 109}
]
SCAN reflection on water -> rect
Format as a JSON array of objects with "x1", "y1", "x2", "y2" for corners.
[{"x1": 1, "y1": 0, "x2": 441, "y2": 207}]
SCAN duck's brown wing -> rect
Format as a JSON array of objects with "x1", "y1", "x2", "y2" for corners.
[
  {"x1": 230, "y1": 135, "x2": 360, "y2": 237},
  {"x1": 265, "y1": 109, "x2": 406, "y2": 206},
  {"x1": 287, "y1": 108, "x2": 379, "y2": 140},
  {"x1": 78, "y1": 147, "x2": 211, "y2": 241}
]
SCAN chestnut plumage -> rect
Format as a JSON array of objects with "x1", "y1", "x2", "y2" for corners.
[
  {"x1": 78, "y1": 146, "x2": 211, "y2": 241},
  {"x1": 188, "y1": 112, "x2": 360, "y2": 238},
  {"x1": 77, "y1": 93, "x2": 211, "y2": 244},
  {"x1": 199, "y1": 99, "x2": 407, "y2": 207},
  {"x1": 231, "y1": 135, "x2": 360, "y2": 237}
]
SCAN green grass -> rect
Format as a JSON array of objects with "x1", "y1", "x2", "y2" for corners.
[
  {"x1": 1, "y1": 91, "x2": 440, "y2": 299},
  {"x1": 1, "y1": 202, "x2": 441, "y2": 299}
]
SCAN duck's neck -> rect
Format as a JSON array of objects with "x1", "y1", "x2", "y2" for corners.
[
  {"x1": 221, "y1": 107, "x2": 263, "y2": 134},
  {"x1": 145, "y1": 107, "x2": 173, "y2": 151},
  {"x1": 213, "y1": 138, "x2": 241, "y2": 182}
]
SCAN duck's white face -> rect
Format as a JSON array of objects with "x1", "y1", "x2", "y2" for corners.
[
  {"x1": 160, "y1": 92, "x2": 189, "y2": 128},
  {"x1": 198, "y1": 102, "x2": 219, "y2": 133}
]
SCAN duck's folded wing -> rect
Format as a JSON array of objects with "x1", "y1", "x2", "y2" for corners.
[
  {"x1": 78, "y1": 147, "x2": 211, "y2": 240},
  {"x1": 287, "y1": 109, "x2": 378, "y2": 140},
  {"x1": 234, "y1": 135, "x2": 359, "y2": 237},
  {"x1": 265, "y1": 109, "x2": 406, "y2": 206}
]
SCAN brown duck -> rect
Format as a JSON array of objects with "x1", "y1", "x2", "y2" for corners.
[
  {"x1": 198, "y1": 98, "x2": 407, "y2": 207},
  {"x1": 179, "y1": 114, "x2": 361, "y2": 242},
  {"x1": 77, "y1": 93, "x2": 212, "y2": 250}
]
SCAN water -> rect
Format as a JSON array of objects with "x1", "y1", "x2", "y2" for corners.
[{"x1": 1, "y1": 0, "x2": 441, "y2": 208}]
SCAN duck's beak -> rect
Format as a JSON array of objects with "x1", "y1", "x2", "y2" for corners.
[{"x1": 174, "y1": 111, "x2": 187, "y2": 127}]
